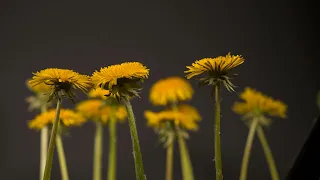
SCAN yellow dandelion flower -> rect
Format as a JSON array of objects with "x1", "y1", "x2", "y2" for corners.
[
  {"x1": 88, "y1": 88, "x2": 110, "y2": 99},
  {"x1": 91, "y1": 62, "x2": 149, "y2": 99},
  {"x1": 29, "y1": 68, "x2": 92, "y2": 101},
  {"x1": 185, "y1": 53, "x2": 244, "y2": 91},
  {"x1": 232, "y1": 87, "x2": 287, "y2": 118},
  {"x1": 76, "y1": 99, "x2": 127, "y2": 123},
  {"x1": 144, "y1": 104, "x2": 201, "y2": 131},
  {"x1": 60, "y1": 109, "x2": 86, "y2": 126},
  {"x1": 26, "y1": 79, "x2": 52, "y2": 94},
  {"x1": 115, "y1": 106, "x2": 128, "y2": 122},
  {"x1": 149, "y1": 76, "x2": 193, "y2": 106},
  {"x1": 28, "y1": 108, "x2": 86, "y2": 130}
]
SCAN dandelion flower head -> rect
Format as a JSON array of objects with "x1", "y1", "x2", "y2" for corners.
[
  {"x1": 76, "y1": 99, "x2": 127, "y2": 123},
  {"x1": 29, "y1": 68, "x2": 92, "y2": 95},
  {"x1": 185, "y1": 53, "x2": 244, "y2": 79},
  {"x1": 91, "y1": 62, "x2": 149, "y2": 99},
  {"x1": 88, "y1": 88, "x2": 110, "y2": 100},
  {"x1": 28, "y1": 108, "x2": 86, "y2": 130},
  {"x1": 149, "y1": 76, "x2": 193, "y2": 106},
  {"x1": 232, "y1": 87, "x2": 287, "y2": 118},
  {"x1": 144, "y1": 104, "x2": 201, "y2": 131}
]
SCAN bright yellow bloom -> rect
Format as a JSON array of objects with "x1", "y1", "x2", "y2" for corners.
[
  {"x1": 76, "y1": 99, "x2": 127, "y2": 123},
  {"x1": 91, "y1": 62, "x2": 149, "y2": 98},
  {"x1": 232, "y1": 87, "x2": 287, "y2": 118},
  {"x1": 28, "y1": 109, "x2": 86, "y2": 130},
  {"x1": 29, "y1": 68, "x2": 92, "y2": 93},
  {"x1": 144, "y1": 104, "x2": 201, "y2": 131},
  {"x1": 149, "y1": 76, "x2": 193, "y2": 106},
  {"x1": 88, "y1": 88, "x2": 110, "y2": 99},
  {"x1": 26, "y1": 79, "x2": 52, "y2": 94},
  {"x1": 185, "y1": 53, "x2": 244, "y2": 79}
]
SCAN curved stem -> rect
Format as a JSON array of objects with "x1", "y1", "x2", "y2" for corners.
[
  {"x1": 56, "y1": 134, "x2": 69, "y2": 180},
  {"x1": 43, "y1": 99, "x2": 61, "y2": 180},
  {"x1": 256, "y1": 125, "x2": 279, "y2": 180},
  {"x1": 122, "y1": 97, "x2": 146, "y2": 180},
  {"x1": 40, "y1": 105, "x2": 48, "y2": 180},
  {"x1": 93, "y1": 122, "x2": 103, "y2": 180},
  {"x1": 108, "y1": 114, "x2": 117, "y2": 180},
  {"x1": 239, "y1": 118, "x2": 258, "y2": 180},
  {"x1": 165, "y1": 140, "x2": 174, "y2": 180},
  {"x1": 214, "y1": 84, "x2": 223, "y2": 180}
]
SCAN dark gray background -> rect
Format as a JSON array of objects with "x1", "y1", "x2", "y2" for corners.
[{"x1": 1, "y1": 0, "x2": 319, "y2": 179}]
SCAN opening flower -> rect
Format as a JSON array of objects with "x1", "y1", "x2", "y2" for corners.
[
  {"x1": 76, "y1": 99, "x2": 127, "y2": 123},
  {"x1": 149, "y1": 76, "x2": 193, "y2": 106},
  {"x1": 144, "y1": 104, "x2": 201, "y2": 131},
  {"x1": 185, "y1": 53, "x2": 244, "y2": 91},
  {"x1": 29, "y1": 68, "x2": 92, "y2": 102},
  {"x1": 91, "y1": 62, "x2": 149, "y2": 100},
  {"x1": 232, "y1": 87, "x2": 287, "y2": 119},
  {"x1": 28, "y1": 109, "x2": 86, "y2": 130}
]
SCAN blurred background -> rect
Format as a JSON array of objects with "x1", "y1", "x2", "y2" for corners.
[{"x1": 1, "y1": 0, "x2": 319, "y2": 179}]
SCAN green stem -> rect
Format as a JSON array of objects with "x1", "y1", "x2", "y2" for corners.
[
  {"x1": 93, "y1": 122, "x2": 103, "y2": 180},
  {"x1": 40, "y1": 105, "x2": 48, "y2": 180},
  {"x1": 177, "y1": 131, "x2": 194, "y2": 180},
  {"x1": 239, "y1": 118, "x2": 259, "y2": 180},
  {"x1": 43, "y1": 99, "x2": 61, "y2": 180},
  {"x1": 108, "y1": 114, "x2": 117, "y2": 180},
  {"x1": 165, "y1": 140, "x2": 174, "y2": 180},
  {"x1": 122, "y1": 97, "x2": 146, "y2": 180},
  {"x1": 56, "y1": 134, "x2": 69, "y2": 180},
  {"x1": 214, "y1": 84, "x2": 223, "y2": 180},
  {"x1": 256, "y1": 125, "x2": 279, "y2": 180}
]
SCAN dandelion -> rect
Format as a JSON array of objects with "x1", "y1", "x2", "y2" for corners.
[
  {"x1": 92, "y1": 62, "x2": 149, "y2": 101},
  {"x1": 185, "y1": 53, "x2": 244, "y2": 180},
  {"x1": 88, "y1": 87, "x2": 111, "y2": 100},
  {"x1": 149, "y1": 76, "x2": 193, "y2": 106},
  {"x1": 29, "y1": 68, "x2": 91, "y2": 102},
  {"x1": 29, "y1": 109, "x2": 86, "y2": 180},
  {"x1": 92, "y1": 62, "x2": 149, "y2": 180},
  {"x1": 145, "y1": 76, "x2": 200, "y2": 180},
  {"x1": 145, "y1": 104, "x2": 201, "y2": 180},
  {"x1": 232, "y1": 87, "x2": 287, "y2": 180},
  {"x1": 29, "y1": 68, "x2": 91, "y2": 180}
]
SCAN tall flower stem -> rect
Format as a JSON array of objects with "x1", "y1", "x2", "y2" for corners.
[
  {"x1": 93, "y1": 121, "x2": 103, "y2": 180},
  {"x1": 56, "y1": 134, "x2": 69, "y2": 180},
  {"x1": 40, "y1": 105, "x2": 48, "y2": 180},
  {"x1": 122, "y1": 97, "x2": 146, "y2": 180},
  {"x1": 43, "y1": 99, "x2": 62, "y2": 180},
  {"x1": 177, "y1": 132, "x2": 194, "y2": 180},
  {"x1": 172, "y1": 104, "x2": 194, "y2": 180},
  {"x1": 108, "y1": 113, "x2": 117, "y2": 180},
  {"x1": 239, "y1": 118, "x2": 259, "y2": 180},
  {"x1": 256, "y1": 125, "x2": 279, "y2": 180},
  {"x1": 213, "y1": 84, "x2": 223, "y2": 180},
  {"x1": 165, "y1": 140, "x2": 174, "y2": 180}
]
